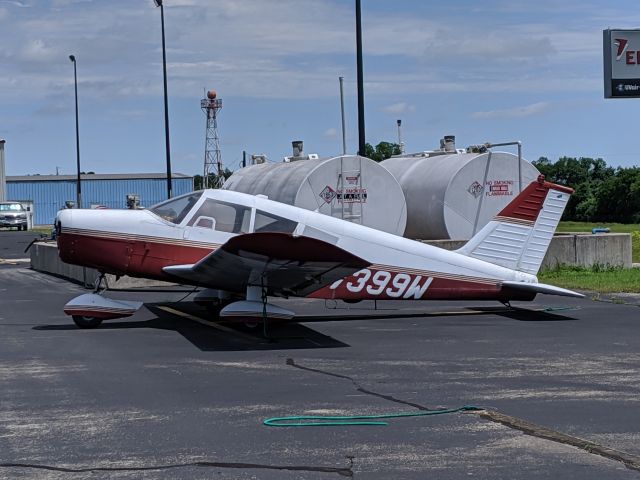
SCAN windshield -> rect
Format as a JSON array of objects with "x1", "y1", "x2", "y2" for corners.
[
  {"x1": 0, "y1": 203, "x2": 24, "y2": 212},
  {"x1": 149, "y1": 191, "x2": 203, "y2": 224}
]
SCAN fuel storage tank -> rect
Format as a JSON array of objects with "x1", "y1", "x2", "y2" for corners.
[
  {"x1": 381, "y1": 143, "x2": 540, "y2": 240},
  {"x1": 223, "y1": 152, "x2": 407, "y2": 236}
]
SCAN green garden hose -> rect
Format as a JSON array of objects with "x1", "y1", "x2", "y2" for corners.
[{"x1": 263, "y1": 405, "x2": 483, "y2": 427}]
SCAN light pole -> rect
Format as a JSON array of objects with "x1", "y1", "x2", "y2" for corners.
[
  {"x1": 153, "y1": 0, "x2": 172, "y2": 199},
  {"x1": 355, "y1": 0, "x2": 366, "y2": 157},
  {"x1": 339, "y1": 76, "x2": 347, "y2": 155},
  {"x1": 69, "y1": 55, "x2": 81, "y2": 209}
]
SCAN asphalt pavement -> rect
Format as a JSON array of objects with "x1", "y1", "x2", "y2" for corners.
[{"x1": 1, "y1": 231, "x2": 640, "y2": 479}]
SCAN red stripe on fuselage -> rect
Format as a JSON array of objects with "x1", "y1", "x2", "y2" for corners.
[
  {"x1": 307, "y1": 268, "x2": 534, "y2": 302},
  {"x1": 57, "y1": 232, "x2": 536, "y2": 302},
  {"x1": 57, "y1": 231, "x2": 214, "y2": 280}
]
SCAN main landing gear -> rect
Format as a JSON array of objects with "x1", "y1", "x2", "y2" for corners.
[{"x1": 218, "y1": 285, "x2": 295, "y2": 323}]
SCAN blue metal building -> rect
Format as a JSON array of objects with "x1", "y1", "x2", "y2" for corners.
[{"x1": 7, "y1": 173, "x2": 193, "y2": 225}]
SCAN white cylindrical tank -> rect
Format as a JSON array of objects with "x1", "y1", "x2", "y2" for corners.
[
  {"x1": 223, "y1": 154, "x2": 407, "y2": 236},
  {"x1": 382, "y1": 151, "x2": 540, "y2": 240}
]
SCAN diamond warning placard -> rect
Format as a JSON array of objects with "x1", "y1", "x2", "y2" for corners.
[{"x1": 319, "y1": 185, "x2": 337, "y2": 204}]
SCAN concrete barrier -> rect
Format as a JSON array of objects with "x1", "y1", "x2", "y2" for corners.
[
  {"x1": 30, "y1": 233, "x2": 632, "y2": 287},
  {"x1": 425, "y1": 233, "x2": 632, "y2": 270},
  {"x1": 574, "y1": 234, "x2": 631, "y2": 268},
  {"x1": 542, "y1": 234, "x2": 577, "y2": 268}
]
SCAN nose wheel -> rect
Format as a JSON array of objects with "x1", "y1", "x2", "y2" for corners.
[
  {"x1": 69, "y1": 272, "x2": 108, "y2": 328},
  {"x1": 72, "y1": 315, "x2": 103, "y2": 329}
]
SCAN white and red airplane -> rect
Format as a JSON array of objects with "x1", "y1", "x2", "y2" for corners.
[{"x1": 55, "y1": 175, "x2": 582, "y2": 328}]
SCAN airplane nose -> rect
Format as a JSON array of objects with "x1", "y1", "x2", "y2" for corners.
[
  {"x1": 55, "y1": 209, "x2": 73, "y2": 236},
  {"x1": 56, "y1": 209, "x2": 72, "y2": 222}
]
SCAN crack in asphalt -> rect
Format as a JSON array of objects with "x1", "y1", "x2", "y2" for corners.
[
  {"x1": 286, "y1": 357, "x2": 640, "y2": 473},
  {"x1": 0, "y1": 458, "x2": 354, "y2": 477},
  {"x1": 478, "y1": 410, "x2": 640, "y2": 473},
  {"x1": 286, "y1": 358, "x2": 432, "y2": 411}
]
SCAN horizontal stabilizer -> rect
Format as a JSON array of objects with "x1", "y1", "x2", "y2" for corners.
[{"x1": 500, "y1": 281, "x2": 584, "y2": 298}]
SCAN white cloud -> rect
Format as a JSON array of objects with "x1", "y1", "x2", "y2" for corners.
[
  {"x1": 0, "y1": 1, "x2": 29, "y2": 7},
  {"x1": 471, "y1": 102, "x2": 552, "y2": 119},
  {"x1": 323, "y1": 127, "x2": 338, "y2": 138},
  {"x1": 382, "y1": 102, "x2": 416, "y2": 115},
  {"x1": 0, "y1": 0, "x2": 618, "y2": 105},
  {"x1": 20, "y1": 39, "x2": 60, "y2": 63}
]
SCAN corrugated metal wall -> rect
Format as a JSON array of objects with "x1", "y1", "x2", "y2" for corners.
[{"x1": 7, "y1": 177, "x2": 193, "y2": 225}]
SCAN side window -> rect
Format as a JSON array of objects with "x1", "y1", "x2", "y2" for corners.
[
  {"x1": 187, "y1": 198, "x2": 251, "y2": 234},
  {"x1": 253, "y1": 210, "x2": 297, "y2": 233}
]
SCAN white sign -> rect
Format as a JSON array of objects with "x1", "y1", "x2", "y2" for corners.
[{"x1": 604, "y1": 29, "x2": 640, "y2": 98}]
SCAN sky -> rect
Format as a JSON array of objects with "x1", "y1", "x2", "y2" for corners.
[{"x1": 1, "y1": 0, "x2": 640, "y2": 177}]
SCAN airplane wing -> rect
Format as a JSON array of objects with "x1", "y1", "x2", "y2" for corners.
[
  {"x1": 500, "y1": 281, "x2": 584, "y2": 298},
  {"x1": 163, "y1": 232, "x2": 370, "y2": 297}
]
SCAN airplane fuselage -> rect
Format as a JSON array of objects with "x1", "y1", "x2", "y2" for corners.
[{"x1": 56, "y1": 189, "x2": 538, "y2": 302}]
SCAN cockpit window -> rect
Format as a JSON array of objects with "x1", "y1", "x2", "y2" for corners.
[
  {"x1": 149, "y1": 191, "x2": 203, "y2": 224},
  {"x1": 254, "y1": 210, "x2": 297, "y2": 233},
  {"x1": 187, "y1": 198, "x2": 251, "y2": 233}
]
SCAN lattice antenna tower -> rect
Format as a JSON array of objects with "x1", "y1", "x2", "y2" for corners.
[{"x1": 201, "y1": 89, "x2": 224, "y2": 189}]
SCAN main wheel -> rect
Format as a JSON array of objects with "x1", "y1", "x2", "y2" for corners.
[{"x1": 72, "y1": 315, "x2": 103, "y2": 329}]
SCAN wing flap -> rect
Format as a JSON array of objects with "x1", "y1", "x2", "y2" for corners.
[{"x1": 163, "y1": 232, "x2": 369, "y2": 296}]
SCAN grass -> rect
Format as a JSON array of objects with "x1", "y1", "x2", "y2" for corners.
[
  {"x1": 539, "y1": 265, "x2": 640, "y2": 293},
  {"x1": 557, "y1": 221, "x2": 640, "y2": 234},
  {"x1": 31, "y1": 227, "x2": 53, "y2": 236},
  {"x1": 557, "y1": 221, "x2": 640, "y2": 263}
]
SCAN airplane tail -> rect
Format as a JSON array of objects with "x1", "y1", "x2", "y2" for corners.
[{"x1": 456, "y1": 175, "x2": 573, "y2": 275}]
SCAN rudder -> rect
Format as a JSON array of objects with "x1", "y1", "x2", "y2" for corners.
[{"x1": 457, "y1": 176, "x2": 573, "y2": 275}]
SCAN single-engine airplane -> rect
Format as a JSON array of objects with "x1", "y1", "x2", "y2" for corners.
[{"x1": 55, "y1": 175, "x2": 582, "y2": 328}]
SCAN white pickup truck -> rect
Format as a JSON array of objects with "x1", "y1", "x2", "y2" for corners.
[{"x1": 0, "y1": 202, "x2": 28, "y2": 231}]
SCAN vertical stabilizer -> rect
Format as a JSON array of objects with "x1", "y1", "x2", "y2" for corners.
[{"x1": 457, "y1": 176, "x2": 573, "y2": 275}]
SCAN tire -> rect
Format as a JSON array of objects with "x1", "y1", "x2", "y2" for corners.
[
  {"x1": 72, "y1": 315, "x2": 103, "y2": 329},
  {"x1": 205, "y1": 302, "x2": 222, "y2": 316},
  {"x1": 242, "y1": 320, "x2": 260, "y2": 329}
]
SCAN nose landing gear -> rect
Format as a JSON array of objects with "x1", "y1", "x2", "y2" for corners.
[{"x1": 64, "y1": 273, "x2": 143, "y2": 329}]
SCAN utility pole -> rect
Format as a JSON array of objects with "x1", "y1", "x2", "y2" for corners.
[
  {"x1": 339, "y1": 76, "x2": 347, "y2": 155},
  {"x1": 355, "y1": 0, "x2": 366, "y2": 156}
]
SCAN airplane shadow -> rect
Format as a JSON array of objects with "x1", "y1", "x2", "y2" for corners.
[
  {"x1": 34, "y1": 302, "x2": 578, "y2": 352},
  {"x1": 295, "y1": 305, "x2": 579, "y2": 323},
  {"x1": 34, "y1": 302, "x2": 350, "y2": 352},
  {"x1": 469, "y1": 306, "x2": 579, "y2": 322}
]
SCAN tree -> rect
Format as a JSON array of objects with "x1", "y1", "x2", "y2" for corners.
[
  {"x1": 593, "y1": 167, "x2": 640, "y2": 223},
  {"x1": 532, "y1": 156, "x2": 614, "y2": 221},
  {"x1": 193, "y1": 168, "x2": 233, "y2": 190},
  {"x1": 363, "y1": 141, "x2": 402, "y2": 162}
]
